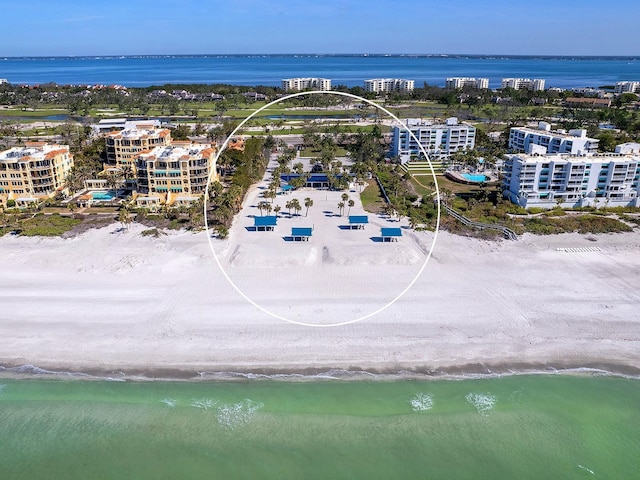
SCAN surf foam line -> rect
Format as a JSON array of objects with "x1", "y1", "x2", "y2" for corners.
[{"x1": 1, "y1": 364, "x2": 639, "y2": 382}]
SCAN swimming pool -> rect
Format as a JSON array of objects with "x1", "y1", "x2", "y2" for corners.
[
  {"x1": 91, "y1": 190, "x2": 118, "y2": 201},
  {"x1": 461, "y1": 173, "x2": 487, "y2": 183}
]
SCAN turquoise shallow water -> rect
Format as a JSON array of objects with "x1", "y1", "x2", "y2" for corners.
[{"x1": 0, "y1": 375, "x2": 638, "y2": 479}]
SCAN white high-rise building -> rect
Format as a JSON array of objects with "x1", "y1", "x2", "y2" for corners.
[
  {"x1": 501, "y1": 78, "x2": 545, "y2": 91},
  {"x1": 613, "y1": 81, "x2": 640, "y2": 94},
  {"x1": 391, "y1": 118, "x2": 476, "y2": 161},
  {"x1": 364, "y1": 78, "x2": 414, "y2": 94},
  {"x1": 503, "y1": 153, "x2": 640, "y2": 208},
  {"x1": 445, "y1": 77, "x2": 489, "y2": 90},
  {"x1": 281, "y1": 78, "x2": 331, "y2": 91},
  {"x1": 509, "y1": 122, "x2": 599, "y2": 155}
]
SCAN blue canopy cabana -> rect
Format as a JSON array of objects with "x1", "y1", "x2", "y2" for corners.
[
  {"x1": 381, "y1": 227, "x2": 402, "y2": 242},
  {"x1": 291, "y1": 227, "x2": 313, "y2": 241},
  {"x1": 254, "y1": 215, "x2": 277, "y2": 231},
  {"x1": 348, "y1": 215, "x2": 369, "y2": 229}
]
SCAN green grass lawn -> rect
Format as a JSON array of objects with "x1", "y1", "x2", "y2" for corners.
[
  {"x1": 360, "y1": 179, "x2": 386, "y2": 213},
  {"x1": 299, "y1": 146, "x2": 349, "y2": 157}
]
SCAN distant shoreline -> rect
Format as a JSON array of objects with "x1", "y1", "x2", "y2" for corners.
[{"x1": 3, "y1": 54, "x2": 640, "y2": 60}]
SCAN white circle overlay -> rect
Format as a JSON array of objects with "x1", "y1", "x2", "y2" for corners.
[{"x1": 204, "y1": 91, "x2": 440, "y2": 327}]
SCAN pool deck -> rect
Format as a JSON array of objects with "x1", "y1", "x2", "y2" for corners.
[{"x1": 444, "y1": 170, "x2": 498, "y2": 185}]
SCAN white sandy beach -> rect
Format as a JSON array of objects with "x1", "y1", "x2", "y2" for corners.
[{"x1": 1, "y1": 202, "x2": 640, "y2": 376}]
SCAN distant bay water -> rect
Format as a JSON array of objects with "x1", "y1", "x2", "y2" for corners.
[{"x1": 2, "y1": 55, "x2": 640, "y2": 89}]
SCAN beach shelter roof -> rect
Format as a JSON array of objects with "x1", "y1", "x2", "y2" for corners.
[
  {"x1": 381, "y1": 227, "x2": 402, "y2": 237},
  {"x1": 291, "y1": 227, "x2": 313, "y2": 237},
  {"x1": 254, "y1": 216, "x2": 278, "y2": 227},
  {"x1": 348, "y1": 215, "x2": 369, "y2": 225}
]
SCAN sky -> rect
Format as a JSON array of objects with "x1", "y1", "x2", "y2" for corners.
[{"x1": 0, "y1": 0, "x2": 638, "y2": 57}]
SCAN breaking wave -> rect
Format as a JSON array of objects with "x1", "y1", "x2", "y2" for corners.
[
  {"x1": 466, "y1": 393, "x2": 496, "y2": 415},
  {"x1": 410, "y1": 392, "x2": 434, "y2": 411},
  {"x1": 216, "y1": 399, "x2": 264, "y2": 429}
]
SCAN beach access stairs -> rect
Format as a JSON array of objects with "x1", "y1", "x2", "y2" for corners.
[{"x1": 442, "y1": 203, "x2": 518, "y2": 240}]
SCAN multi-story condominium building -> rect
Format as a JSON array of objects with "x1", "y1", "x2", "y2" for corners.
[
  {"x1": 501, "y1": 78, "x2": 545, "y2": 91},
  {"x1": 503, "y1": 153, "x2": 640, "y2": 208},
  {"x1": 391, "y1": 118, "x2": 476, "y2": 161},
  {"x1": 281, "y1": 78, "x2": 331, "y2": 91},
  {"x1": 364, "y1": 78, "x2": 415, "y2": 94},
  {"x1": 445, "y1": 77, "x2": 489, "y2": 90},
  {"x1": 135, "y1": 142, "x2": 217, "y2": 206},
  {"x1": 105, "y1": 124, "x2": 171, "y2": 169},
  {"x1": 613, "y1": 81, "x2": 640, "y2": 94},
  {"x1": 0, "y1": 143, "x2": 73, "y2": 205},
  {"x1": 509, "y1": 122, "x2": 599, "y2": 155}
]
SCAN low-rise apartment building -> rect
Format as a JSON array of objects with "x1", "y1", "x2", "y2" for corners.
[
  {"x1": 0, "y1": 143, "x2": 73, "y2": 205},
  {"x1": 509, "y1": 122, "x2": 599, "y2": 155},
  {"x1": 391, "y1": 117, "x2": 476, "y2": 161},
  {"x1": 445, "y1": 77, "x2": 489, "y2": 90},
  {"x1": 501, "y1": 78, "x2": 545, "y2": 91},
  {"x1": 503, "y1": 153, "x2": 640, "y2": 208},
  {"x1": 364, "y1": 78, "x2": 414, "y2": 94},
  {"x1": 281, "y1": 78, "x2": 331, "y2": 91},
  {"x1": 135, "y1": 142, "x2": 217, "y2": 207},
  {"x1": 105, "y1": 124, "x2": 171, "y2": 169}
]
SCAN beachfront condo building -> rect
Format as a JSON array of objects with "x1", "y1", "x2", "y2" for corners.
[
  {"x1": 105, "y1": 124, "x2": 172, "y2": 169},
  {"x1": 135, "y1": 142, "x2": 217, "y2": 207},
  {"x1": 509, "y1": 122, "x2": 599, "y2": 155},
  {"x1": 445, "y1": 77, "x2": 489, "y2": 90},
  {"x1": 501, "y1": 78, "x2": 545, "y2": 91},
  {"x1": 502, "y1": 153, "x2": 640, "y2": 208},
  {"x1": 391, "y1": 118, "x2": 476, "y2": 161},
  {"x1": 364, "y1": 78, "x2": 415, "y2": 94},
  {"x1": 0, "y1": 143, "x2": 73, "y2": 206},
  {"x1": 614, "y1": 81, "x2": 640, "y2": 94},
  {"x1": 281, "y1": 78, "x2": 332, "y2": 91}
]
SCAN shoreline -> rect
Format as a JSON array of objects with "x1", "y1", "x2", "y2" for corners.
[{"x1": 2, "y1": 360, "x2": 640, "y2": 382}]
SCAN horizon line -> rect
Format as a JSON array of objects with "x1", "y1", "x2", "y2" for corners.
[{"x1": 2, "y1": 53, "x2": 639, "y2": 59}]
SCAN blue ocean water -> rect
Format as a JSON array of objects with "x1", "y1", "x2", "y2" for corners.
[{"x1": 1, "y1": 55, "x2": 639, "y2": 88}]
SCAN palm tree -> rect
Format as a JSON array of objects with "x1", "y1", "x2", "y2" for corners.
[
  {"x1": 118, "y1": 207, "x2": 131, "y2": 232},
  {"x1": 264, "y1": 187, "x2": 277, "y2": 204},
  {"x1": 341, "y1": 193, "x2": 349, "y2": 204},
  {"x1": 291, "y1": 198, "x2": 302, "y2": 216},
  {"x1": 257, "y1": 201, "x2": 270, "y2": 216},
  {"x1": 304, "y1": 197, "x2": 313, "y2": 216},
  {"x1": 293, "y1": 162, "x2": 304, "y2": 175},
  {"x1": 338, "y1": 201, "x2": 345, "y2": 216},
  {"x1": 347, "y1": 199, "x2": 354, "y2": 216},
  {"x1": 104, "y1": 170, "x2": 124, "y2": 193},
  {"x1": 273, "y1": 204, "x2": 281, "y2": 218},
  {"x1": 285, "y1": 199, "x2": 293, "y2": 216}
]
